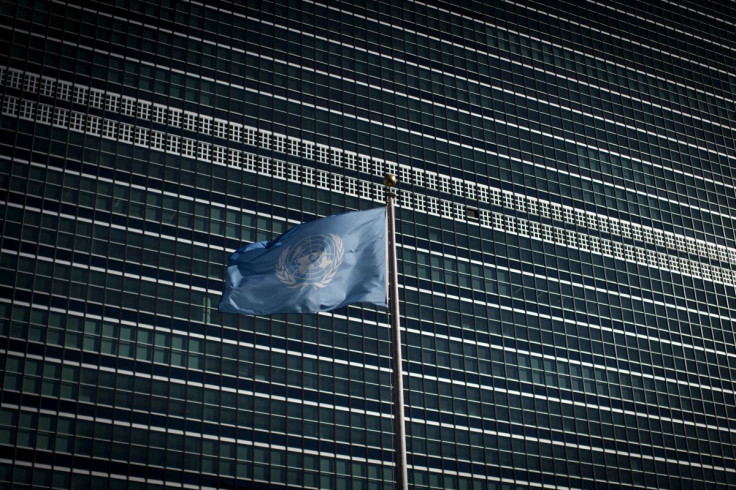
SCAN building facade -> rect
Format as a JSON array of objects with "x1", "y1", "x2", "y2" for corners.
[{"x1": 1, "y1": 0, "x2": 735, "y2": 488}]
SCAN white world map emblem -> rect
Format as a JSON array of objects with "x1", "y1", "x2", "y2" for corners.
[{"x1": 275, "y1": 234, "x2": 344, "y2": 289}]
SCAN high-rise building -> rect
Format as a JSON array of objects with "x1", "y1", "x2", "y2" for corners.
[{"x1": 1, "y1": 0, "x2": 735, "y2": 488}]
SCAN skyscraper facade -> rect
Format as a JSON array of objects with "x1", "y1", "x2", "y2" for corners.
[{"x1": 1, "y1": 0, "x2": 735, "y2": 488}]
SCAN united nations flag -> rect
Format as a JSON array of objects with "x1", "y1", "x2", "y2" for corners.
[{"x1": 218, "y1": 208, "x2": 387, "y2": 315}]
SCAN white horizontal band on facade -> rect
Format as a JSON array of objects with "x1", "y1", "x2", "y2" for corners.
[
  {"x1": 3, "y1": 88, "x2": 735, "y2": 291},
  {"x1": 0, "y1": 49, "x2": 736, "y2": 263},
  {"x1": 0, "y1": 113, "x2": 733, "y2": 291},
  {"x1": 2, "y1": 64, "x2": 735, "y2": 272},
  {"x1": 1, "y1": 63, "x2": 733, "y2": 268}
]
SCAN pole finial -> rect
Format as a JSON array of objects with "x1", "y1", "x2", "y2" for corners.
[{"x1": 384, "y1": 174, "x2": 398, "y2": 188}]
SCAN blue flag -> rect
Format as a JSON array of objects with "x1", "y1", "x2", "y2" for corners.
[{"x1": 219, "y1": 208, "x2": 387, "y2": 315}]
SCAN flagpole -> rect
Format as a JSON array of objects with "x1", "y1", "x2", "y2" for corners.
[{"x1": 384, "y1": 174, "x2": 408, "y2": 490}]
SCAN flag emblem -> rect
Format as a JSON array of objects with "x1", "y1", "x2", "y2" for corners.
[{"x1": 275, "y1": 234, "x2": 344, "y2": 289}]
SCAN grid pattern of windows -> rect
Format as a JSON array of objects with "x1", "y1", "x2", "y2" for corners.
[{"x1": 0, "y1": 1, "x2": 735, "y2": 489}]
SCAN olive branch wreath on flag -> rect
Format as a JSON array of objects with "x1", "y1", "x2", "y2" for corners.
[{"x1": 274, "y1": 234, "x2": 345, "y2": 289}]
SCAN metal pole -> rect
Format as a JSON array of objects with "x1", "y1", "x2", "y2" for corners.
[{"x1": 384, "y1": 174, "x2": 408, "y2": 490}]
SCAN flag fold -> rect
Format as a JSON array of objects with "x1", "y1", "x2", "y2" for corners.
[{"x1": 219, "y1": 207, "x2": 387, "y2": 315}]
